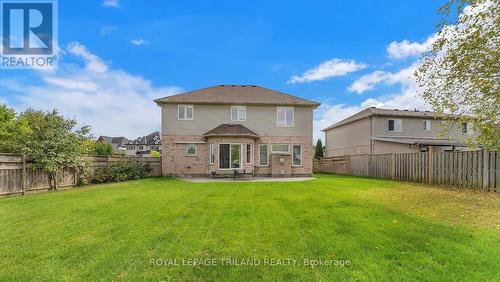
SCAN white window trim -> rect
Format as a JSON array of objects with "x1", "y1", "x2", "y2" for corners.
[
  {"x1": 276, "y1": 107, "x2": 294, "y2": 127},
  {"x1": 423, "y1": 120, "x2": 431, "y2": 131},
  {"x1": 387, "y1": 119, "x2": 402, "y2": 132},
  {"x1": 246, "y1": 144, "x2": 252, "y2": 164},
  {"x1": 185, "y1": 144, "x2": 197, "y2": 156},
  {"x1": 178, "y1": 104, "x2": 194, "y2": 120},
  {"x1": 209, "y1": 143, "x2": 215, "y2": 164},
  {"x1": 292, "y1": 144, "x2": 302, "y2": 167},
  {"x1": 218, "y1": 143, "x2": 243, "y2": 170},
  {"x1": 258, "y1": 144, "x2": 269, "y2": 167},
  {"x1": 271, "y1": 143, "x2": 290, "y2": 154},
  {"x1": 231, "y1": 106, "x2": 246, "y2": 121}
]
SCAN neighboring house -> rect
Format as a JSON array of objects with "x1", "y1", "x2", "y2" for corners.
[
  {"x1": 96, "y1": 136, "x2": 129, "y2": 155},
  {"x1": 154, "y1": 85, "x2": 320, "y2": 177},
  {"x1": 323, "y1": 107, "x2": 475, "y2": 157},
  {"x1": 125, "y1": 132, "x2": 162, "y2": 157}
]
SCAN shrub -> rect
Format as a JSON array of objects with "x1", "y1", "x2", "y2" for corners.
[
  {"x1": 76, "y1": 161, "x2": 92, "y2": 186},
  {"x1": 92, "y1": 161, "x2": 146, "y2": 183},
  {"x1": 93, "y1": 142, "x2": 114, "y2": 156}
]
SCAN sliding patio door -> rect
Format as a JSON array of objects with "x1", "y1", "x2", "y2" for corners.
[{"x1": 219, "y1": 144, "x2": 242, "y2": 169}]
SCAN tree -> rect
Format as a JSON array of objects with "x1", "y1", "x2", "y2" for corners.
[
  {"x1": 415, "y1": 0, "x2": 499, "y2": 150},
  {"x1": 0, "y1": 104, "x2": 29, "y2": 153},
  {"x1": 12, "y1": 109, "x2": 91, "y2": 190},
  {"x1": 93, "y1": 142, "x2": 114, "y2": 156},
  {"x1": 314, "y1": 139, "x2": 324, "y2": 160}
]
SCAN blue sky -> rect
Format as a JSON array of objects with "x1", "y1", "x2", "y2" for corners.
[{"x1": 0, "y1": 0, "x2": 444, "y2": 140}]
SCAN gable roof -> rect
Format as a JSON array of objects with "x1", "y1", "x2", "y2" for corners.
[
  {"x1": 203, "y1": 124, "x2": 259, "y2": 138},
  {"x1": 97, "y1": 136, "x2": 129, "y2": 145},
  {"x1": 322, "y1": 107, "x2": 441, "y2": 131},
  {"x1": 154, "y1": 85, "x2": 320, "y2": 107},
  {"x1": 126, "y1": 132, "x2": 161, "y2": 145}
]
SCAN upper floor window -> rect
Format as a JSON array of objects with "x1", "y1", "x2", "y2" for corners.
[
  {"x1": 422, "y1": 120, "x2": 432, "y2": 131},
  {"x1": 178, "y1": 105, "x2": 193, "y2": 120},
  {"x1": 277, "y1": 107, "x2": 294, "y2": 127},
  {"x1": 462, "y1": 122, "x2": 472, "y2": 134},
  {"x1": 126, "y1": 145, "x2": 135, "y2": 150},
  {"x1": 231, "y1": 106, "x2": 246, "y2": 121},
  {"x1": 388, "y1": 119, "x2": 402, "y2": 132}
]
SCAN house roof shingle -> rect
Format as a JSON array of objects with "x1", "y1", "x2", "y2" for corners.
[
  {"x1": 154, "y1": 85, "x2": 320, "y2": 107},
  {"x1": 203, "y1": 124, "x2": 259, "y2": 138},
  {"x1": 98, "y1": 136, "x2": 129, "y2": 146},
  {"x1": 126, "y1": 132, "x2": 161, "y2": 145}
]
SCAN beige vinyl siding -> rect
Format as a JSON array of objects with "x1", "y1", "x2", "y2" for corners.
[
  {"x1": 371, "y1": 117, "x2": 469, "y2": 141},
  {"x1": 324, "y1": 118, "x2": 371, "y2": 157},
  {"x1": 162, "y1": 104, "x2": 312, "y2": 137}
]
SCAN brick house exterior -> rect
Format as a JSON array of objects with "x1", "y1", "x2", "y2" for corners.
[{"x1": 154, "y1": 85, "x2": 319, "y2": 177}]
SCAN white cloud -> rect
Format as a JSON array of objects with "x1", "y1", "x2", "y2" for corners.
[
  {"x1": 67, "y1": 42, "x2": 108, "y2": 73},
  {"x1": 314, "y1": 63, "x2": 429, "y2": 142},
  {"x1": 130, "y1": 39, "x2": 149, "y2": 46},
  {"x1": 0, "y1": 42, "x2": 182, "y2": 138},
  {"x1": 347, "y1": 64, "x2": 417, "y2": 94},
  {"x1": 102, "y1": 0, "x2": 119, "y2": 8},
  {"x1": 387, "y1": 34, "x2": 437, "y2": 59},
  {"x1": 347, "y1": 71, "x2": 389, "y2": 94},
  {"x1": 288, "y1": 58, "x2": 367, "y2": 84}
]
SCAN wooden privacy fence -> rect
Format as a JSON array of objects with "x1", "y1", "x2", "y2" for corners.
[
  {"x1": 0, "y1": 154, "x2": 162, "y2": 197},
  {"x1": 314, "y1": 150, "x2": 499, "y2": 192}
]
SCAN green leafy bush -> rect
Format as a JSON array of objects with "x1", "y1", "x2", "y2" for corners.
[
  {"x1": 92, "y1": 161, "x2": 147, "y2": 183},
  {"x1": 76, "y1": 161, "x2": 92, "y2": 186},
  {"x1": 92, "y1": 142, "x2": 114, "y2": 156}
]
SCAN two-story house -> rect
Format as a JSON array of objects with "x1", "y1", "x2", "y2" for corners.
[
  {"x1": 323, "y1": 107, "x2": 474, "y2": 157},
  {"x1": 125, "y1": 132, "x2": 162, "y2": 157},
  {"x1": 154, "y1": 85, "x2": 320, "y2": 177},
  {"x1": 96, "y1": 136, "x2": 129, "y2": 155}
]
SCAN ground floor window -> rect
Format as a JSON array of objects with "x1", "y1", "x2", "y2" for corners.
[
  {"x1": 186, "y1": 144, "x2": 197, "y2": 156},
  {"x1": 246, "y1": 144, "x2": 252, "y2": 164},
  {"x1": 293, "y1": 145, "x2": 302, "y2": 166},
  {"x1": 259, "y1": 144, "x2": 268, "y2": 166},
  {"x1": 272, "y1": 144, "x2": 289, "y2": 153},
  {"x1": 219, "y1": 144, "x2": 242, "y2": 169},
  {"x1": 209, "y1": 143, "x2": 215, "y2": 164}
]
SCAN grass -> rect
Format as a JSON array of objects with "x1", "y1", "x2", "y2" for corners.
[{"x1": 0, "y1": 174, "x2": 499, "y2": 281}]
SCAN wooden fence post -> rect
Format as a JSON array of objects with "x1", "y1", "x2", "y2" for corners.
[
  {"x1": 391, "y1": 153, "x2": 395, "y2": 180},
  {"x1": 428, "y1": 146, "x2": 433, "y2": 184},
  {"x1": 21, "y1": 154, "x2": 26, "y2": 195},
  {"x1": 483, "y1": 150, "x2": 489, "y2": 191}
]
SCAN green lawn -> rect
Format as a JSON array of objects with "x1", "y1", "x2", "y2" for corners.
[{"x1": 0, "y1": 175, "x2": 498, "y2": 281}]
